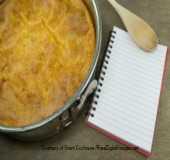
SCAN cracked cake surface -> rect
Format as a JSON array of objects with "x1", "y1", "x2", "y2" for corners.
[{"x1": 0, "y1": 0, "x2": 95, "y2": 127}]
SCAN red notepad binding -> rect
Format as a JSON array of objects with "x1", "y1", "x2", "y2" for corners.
[{"x1": 87, "y1": 48, "x2": 170, "y2": 157}]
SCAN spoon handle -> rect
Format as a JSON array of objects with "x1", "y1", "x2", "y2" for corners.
[{"x1": 107, "y1": 0, "x2": 125, "y2": 16}]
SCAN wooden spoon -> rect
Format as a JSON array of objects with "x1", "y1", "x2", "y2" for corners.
[{"x1": 108, "y1": 0, "x2": 158, "y2": 52}]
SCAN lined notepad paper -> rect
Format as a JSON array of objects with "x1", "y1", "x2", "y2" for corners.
[{"x1": 87, "y1": 27, "x2": 168, "y2": 156}]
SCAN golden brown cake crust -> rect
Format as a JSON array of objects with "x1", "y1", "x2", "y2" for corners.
[{"x1": 0, "y1": 0, "x2": 95, "y2": 127}]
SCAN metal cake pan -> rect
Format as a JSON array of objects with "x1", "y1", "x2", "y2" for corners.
[{"x1": 0, "y1": 0, "x2": 103, "y2": 141}]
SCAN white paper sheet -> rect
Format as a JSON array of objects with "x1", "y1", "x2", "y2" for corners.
[{"x1": 88, "y1": 26, "x2": 167, "y2": 152}]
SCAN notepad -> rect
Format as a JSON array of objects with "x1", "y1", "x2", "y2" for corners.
[{"x1": 87, "y1": 26, "x2": 168, "y2": 157}]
